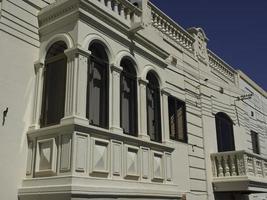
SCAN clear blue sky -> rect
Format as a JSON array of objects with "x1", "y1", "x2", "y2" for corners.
[{"x1": 151, "y1": 0, "x2": 267, "y2": 91}]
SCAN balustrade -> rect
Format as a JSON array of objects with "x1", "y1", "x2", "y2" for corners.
[
  {"x1": 211, "y1": 150, "x2": 267, "y2": 179},
  {"x1": 149, "y1": 2, "x2": 194, "y2": 52}
]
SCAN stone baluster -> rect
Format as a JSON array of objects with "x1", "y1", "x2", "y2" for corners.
[
  {"x1": 113, "y1": 0, "x2": 118, "y2": 14},
  {"x1": 218, "y1": 156, "x2": 224, "y2": 177},
  {"x1": 120, "y1": 4, "x2": 125, "y2": 18},
  {"x1": 253, "y1": 157, "x2": 257, "y2": 176},
  {"x1": 99, "y1": 0, "x2": 104, "y2": 4},
  {"x1": 211, "y1": 156, "x2": 217, "y2": 177},
  {"x1": 107, "y1": 0, "x2": 112, "y2": 9},
  {"x1": 125, "y1": 8, "x2": 130, "y2": 21},
  {"x1": 224, "y1": 155, "x2": 230, "y2": 176},
  {"x1": 243, "y1": 153, "x2": 249, "y2": 175},
  {"x1": 230, "y1": 154, "x2": 237, "y2": 176}
]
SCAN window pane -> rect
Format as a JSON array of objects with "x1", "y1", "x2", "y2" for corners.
[
  {"x1": 176, "y1": 103, "x2": 184, "y2": 141},
  {"x1": 215, "y1": 113, "x2": 235, "y2": 152},
  {"x1": 251, "y1": 131, "x2": 260, "y2": 154},
  {"x1": 147, "y1": 87, "x2": 156, "y2": 140},
  {"x1": 168, "y1": 97, "x2": 187, "y2": 142},
  {"x1": 87, "y1": 43, "x2": 109, "y2": 129},
  {"x1": 41, "y1": 56, "x2": 66, "y2": 127}
]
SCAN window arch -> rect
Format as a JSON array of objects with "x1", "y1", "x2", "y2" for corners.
[
  {"x1": 146, "y1": 72, "x2": 161, "y2": 142},
  {"x1": 120, "y1": 58, "x2": 137, "y2": 136},
  {"x1": 86, "y1": 42, "x2": 109, "y2": 128},
  {"x1": 215, "y1": 112, "x2": 235, "y2": 152},
  {"x1": 41, "y1": 41, "x2": 67, "y2": 127}
]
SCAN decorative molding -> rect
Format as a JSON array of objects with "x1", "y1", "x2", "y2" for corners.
[
  {"x1": 35, "y1": 138, "x2": 57, "y2": 177},
  {"x1": 149, "y1": 2, "x2": 194, "y2": 52},
  {"x1": 208, "y1": 50, "x2": 236, "y2": 83}
]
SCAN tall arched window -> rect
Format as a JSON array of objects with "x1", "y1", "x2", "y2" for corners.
[
  {"x1": 120, "y1": 58, "x2": 137, "y2": 136},
  {"x1": 86, "y1": 42, "x2": 109, "y2": 128},
  {"x1": 41, "y1": 41, "x2": 67, "y2": 127},
  {"x1": 215, "y1": 112, "x2": 235, "y2": 152},
  {"x1": 146, "y1": 72, "x2": 161, "y2": 142}
]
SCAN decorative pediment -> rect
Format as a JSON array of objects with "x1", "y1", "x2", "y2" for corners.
[{"x1": 188, "y1": 27, "x2": 209, "y2": 62}]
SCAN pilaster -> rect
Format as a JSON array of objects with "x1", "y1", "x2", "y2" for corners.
[
  {"x1": 61, "y1": 47, "x2": 90, "y2": 126},
  {"x1": 161, "y1": 89, "x2": 172, "y2": 146},
  {"x1": 29, "y1": 61, "x2": 44, "y2": 130},
  {"x1": 138, "y1": 78, "x2": 150, "y2": 141},
  {"x1": 110, "y1": 64, "x2": 123, "y2": 133}
]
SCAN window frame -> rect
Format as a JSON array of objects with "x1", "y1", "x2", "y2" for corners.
[
  {"x1": 86, "y1": 43, "x2": 109, "y2": 129},
  {"x1": 120, "y1": 59, "x2": 138, "y2": 136},
  {"x1": 146, "y1": 72, "x2": 162, "y2": 143},
  {"x1": 168, "y1": 96, "x2": 188, "y2": 143},
  {"x1": 40, "y1": 41, "x2": 67, "y2": 128},
  {"x1": 215, "y1": 112, "x2": 235, "y2": 152},
  {"x1": 251, "y1": 131, "x2": 260, "y2": 154}
]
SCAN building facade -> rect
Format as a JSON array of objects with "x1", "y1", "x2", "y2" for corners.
[{"x1": 0, "y1": 0, "x2": 266, "y2": 200}]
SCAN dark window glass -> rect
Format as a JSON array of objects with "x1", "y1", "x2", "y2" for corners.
[
  {"x1": 251, "y1": 131, "x2": 260, "y2": 154},
  {"x1": 120, "y1": 58, "x2": 137, "y2": 136},
  {"x1": 86, "y1": 43, "x2": 109, "y2": 128},
  {"x1": 41, "y1": 41, "x2": 67, "y2": 127},
  {"x1": 215, "y1": 112, "x2": 235, "y2": 152},
  {"x1": 168, "y1": 96, "x2": 187, "y2": 142},
  {"x1": 146, "y1": 72, "x2": 161, "y2": 142}
]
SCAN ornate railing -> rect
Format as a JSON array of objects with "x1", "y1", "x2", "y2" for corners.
[
  {"x1": 211, "y1": 150, "x2": 267, "y2": 179},
  {"x1": 208, "y1": 50, "x2": 236, "y2": 83},
  {"x1": 39, "y1": 0, "x2": 142, "y2": 27},
  {"x1": 149, "y1": 2, "x2": 194, "y2": 52}
]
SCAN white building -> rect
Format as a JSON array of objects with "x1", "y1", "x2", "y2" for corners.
[{"x1": 0, "y1": 0, "x2": 266, "y2": 200}]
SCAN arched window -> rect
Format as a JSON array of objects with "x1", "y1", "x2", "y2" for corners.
[
  {"x1": 215, "y1": 112, "x2": 235, "y2": 152},
  {"x1": 120, "y1": 58, "x2": 137, "y2": 136},
  {"x1": 41, "y1": 41, "x2": 67, "y2": 127},
  {"x1": 146, "y1": 72, "x2": 161, "y2": 142},
  {"x1": 86, "y1": 42, "x2": 109, "y2": 128}
]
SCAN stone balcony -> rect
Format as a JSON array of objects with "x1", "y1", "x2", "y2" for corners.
[
  {"x1": 19, "y1": 124, "x2": 180, "y2": 199},
  {"x1": 211, "y1": 150, "x2": 267, "y2": 193}
]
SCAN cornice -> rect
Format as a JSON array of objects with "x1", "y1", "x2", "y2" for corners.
[{"x1": 237, "y1": 70, "x2": 267, "y2": 98}]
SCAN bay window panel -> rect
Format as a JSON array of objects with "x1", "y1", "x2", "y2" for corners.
[{"x1": 176, "y1": 105, "x2": 184, "y2": 141}]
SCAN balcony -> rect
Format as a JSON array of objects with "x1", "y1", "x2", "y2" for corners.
[
  {"x1": 19, "y1": 124, "x2": 180, "y2": 199},
  {"x1": 211, "y1": 151, "x2": 267, "y2": 193}
]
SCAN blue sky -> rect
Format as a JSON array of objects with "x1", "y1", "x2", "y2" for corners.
[{"x1": 150, "y1": 0, "x2": 267, "y2": 91}]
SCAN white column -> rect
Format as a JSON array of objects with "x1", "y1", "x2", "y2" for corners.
[
  {"x1": 110, "y1": 64, "x2": 123, "y2": 133},
  {"x1": 161, "y1": 89, "x2": 172, "y2": 145},
  {"x1": 61, "y1": 47, "x2": 90, "y2": 126},
  {"x1": 138, "y1": 78, "x2": 150, "y2": 140},
  {"x1": 29, "y1": 61, "x2": 44, "y2": 130}
]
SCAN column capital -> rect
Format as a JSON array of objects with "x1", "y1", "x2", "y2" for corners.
[
  {"x1": 111, "y1": 64, "x2": 123, "y2": 74},
  {"x1": 138, "y1": 77, "x2": 148, "y2": 85},
  {"x1": 64, "y1": 46, "x2": 91, "y2": 59},
  {"x1": 161, "y1": 88, "x2": 171, "y2": 96},
  {"x1": 34, "y1": 61, "x2": 44, "y2": 74}
]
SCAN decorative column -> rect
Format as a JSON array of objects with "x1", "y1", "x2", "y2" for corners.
[
  {"x1": 138, "y1": 78, "x2": 150, "y2": 141},
  {"x1": 161, "y1": 89, "x2": 172, "y2": 146},
  {"x1": 110, "y1": 64, "x2": 123, "y2": 133},
  {"x1": 29, "y1": 61, "x2": 44, "y2": 130},
  {"x1": 61, "y1": 47, "x2": 90, "y2": 126}
]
